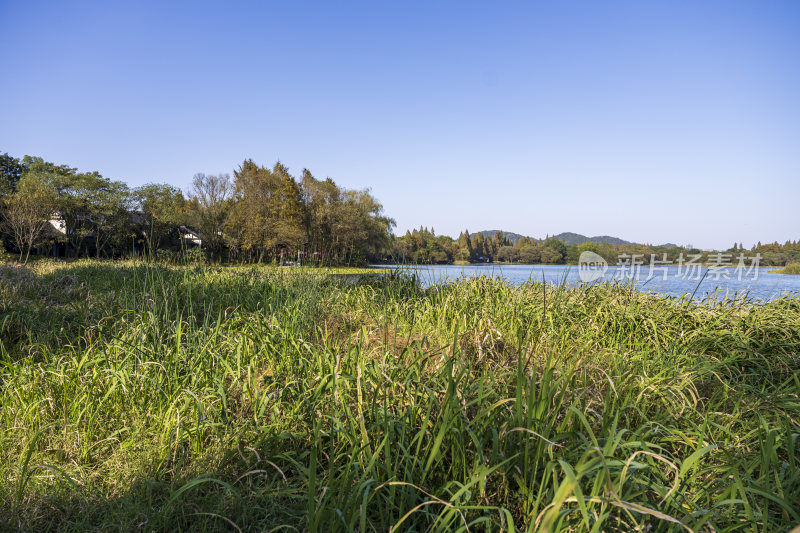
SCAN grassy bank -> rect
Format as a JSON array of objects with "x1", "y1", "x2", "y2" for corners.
[
  {"x1": 1, "y1": 261, "x2": 799, "y2": 531},
  {"x1": 772, "y1": 264, "x2": 800, "y2": 275}
]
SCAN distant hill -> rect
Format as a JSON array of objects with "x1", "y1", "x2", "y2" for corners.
[
  {"x1": 472, "y1": 230, "x2": 634, "y2": 246},
  {"x1": 471, "y1": 230, "x2": 679, "y2": 248},
  {"x1": 553, "y1": 232, "x2": 633, "y2": 246}
]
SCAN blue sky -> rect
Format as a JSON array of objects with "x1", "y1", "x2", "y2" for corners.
[{"x1": 1, "y1": 1, "x2": 798, "y2": 249}]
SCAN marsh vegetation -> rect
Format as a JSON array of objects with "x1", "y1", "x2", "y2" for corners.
[{"x1": 1, "y1": 261, "x2": 798, "y2": 531}]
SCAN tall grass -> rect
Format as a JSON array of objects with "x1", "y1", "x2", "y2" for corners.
[
  {"x1": 773, "y1": 263, "x2": 800, "y2": 275},
  {"x1": 1, "y1": 261, "x2": 798, "y2": 531}
]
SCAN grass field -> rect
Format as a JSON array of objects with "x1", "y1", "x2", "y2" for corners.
[{"x1": 1, "y1": 260, "x2": 799, "y2": 532}]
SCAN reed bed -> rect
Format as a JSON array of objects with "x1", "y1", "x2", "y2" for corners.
[{"x1": 1, "y1": 261, "x2": 798, "y2": 531}]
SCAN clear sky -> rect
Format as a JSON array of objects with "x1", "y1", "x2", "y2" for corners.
[{"x1": 1, "y1": 1, "x2": 798, "y2": 249}]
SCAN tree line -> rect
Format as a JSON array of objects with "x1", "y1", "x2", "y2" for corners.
[
  {"x1": 2, "y1": 151, "x2": 797, "y2": 267},
  {"x1": 0, "y1": 152, "x2": 394, "y2": 264},
  {"x1": 391, "y1": 228, "x2": 800, "y2": 266},
  {"x1": 392, "y1": 228, "x2": 569, "y2": 264}
]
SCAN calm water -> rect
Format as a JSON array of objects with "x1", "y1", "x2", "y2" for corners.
[{"x1": 373, "y1": 264, "x2": 800, "y2": 301}]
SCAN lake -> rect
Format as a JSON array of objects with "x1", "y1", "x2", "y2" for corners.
[{"x1": 373, "y1": 264, "x2": 800, "y2": 301}]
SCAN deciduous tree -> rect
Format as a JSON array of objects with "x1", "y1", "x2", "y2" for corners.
[
  {"x1": 3, "y1": 172, "x2": 57, "y2": 263},
  {"x1": 133, "y1": 183, "x2": 188, "y2": 252},
  {"x1": 189, "y1": 172, "x2": 233, "y2": 260}
]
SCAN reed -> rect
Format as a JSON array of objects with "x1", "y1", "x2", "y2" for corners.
[
  {"x1": 1, "y1": 260, "x2": 798, "y2": 531},
  {"x1": 773, "y1": 263, "x2": 800, "y2": 275}
]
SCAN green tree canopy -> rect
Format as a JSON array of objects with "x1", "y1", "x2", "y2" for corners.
[
  {"x1": 133, "y1": 183, "x2": 188, "y2": 252},
  {"x1": 3, "y1": 171, "x2": 58, "y2": 263}
]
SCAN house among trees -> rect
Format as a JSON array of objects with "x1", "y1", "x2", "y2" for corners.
[
  {"x1": 48, "y1": 215, "x2": 66, "y2": 235},
  {"x1": 179, "y1": 226, "x2": 202, "y2": 247}
]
